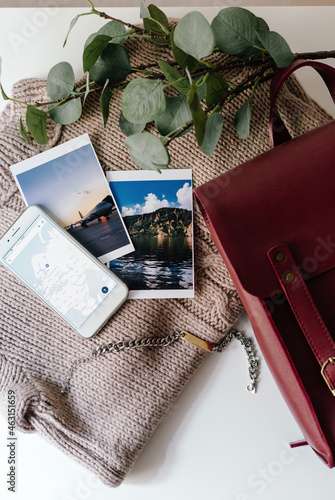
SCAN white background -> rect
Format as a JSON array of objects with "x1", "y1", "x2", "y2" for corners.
[{"x1": 1, "y1": 5, "x2": 335, "y2": 500}]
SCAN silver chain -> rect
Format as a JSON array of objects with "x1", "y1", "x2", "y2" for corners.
[
  {"x1": 210, "y1": 329, "x2": 259, "y2": 393},
  {"x1": 61, "y1": 329, "x2": 258, "y2": 394}
]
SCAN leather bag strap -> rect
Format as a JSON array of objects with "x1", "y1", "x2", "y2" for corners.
[
  {"x1": 268, "y1": 244, "x2": 335, "y2": 396},
  {"x1": 269, "y1": 59, "x2": 335, "y2": 148}
]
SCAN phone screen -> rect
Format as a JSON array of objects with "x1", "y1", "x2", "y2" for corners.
[{"x1": 3, "y1": 215, "x2": 118, "y2": 329}]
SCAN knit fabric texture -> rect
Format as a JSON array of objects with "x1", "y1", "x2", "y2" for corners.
[{"x1": 0, "y1": 28, "x2": 333, "y2": 486}]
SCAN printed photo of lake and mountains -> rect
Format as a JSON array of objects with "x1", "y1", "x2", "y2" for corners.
[{"x1": 108, "y1": 169, "x2": 194, "y2": 299}]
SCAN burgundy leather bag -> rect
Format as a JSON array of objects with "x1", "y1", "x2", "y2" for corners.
[{"x1": 194, "y1": 59, "x2": 335, "y2": 467}]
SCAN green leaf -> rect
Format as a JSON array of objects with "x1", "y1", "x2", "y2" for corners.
[
  {"x1": 97, "y1": 20, "x2": 128, "y2": 45},
  {"x1": 49, "y1": 98, "x2": 82, "y2": 125},
  {"x1": 140, "y1": 0, "x2": 150, "y2": 19},
  {"x1": 89, "y1": 44, "x2": 132, "y2": 85},
  {"x1": 187, "y1": 81, "x2": 207, "y2": 147},
  {"x1": 211, "y1": 7, "x2": 258, "y2": 56},
  {"x1": 151, "y1": 38, "x2": 171, "y2": 47},
  {"x1": 158, "y1": 61, "x2": 190, "y2": 95},
  {"x1": 171, "y1": 26, "x2": 198, "y2": 73},
  {"x1": 100, "y1": 79, "x2": 113, "y2": 128},
  {"x1": 256, "y1": 30, "x2": 293, "y2": 68},
  {"x1": 47, "y1": 62, "x2": 75, "y2": 100},
  {"x1": 155, "y1": 95, "x2": 192, "y2": 136},
  {"x1": 201, "y1": 112, "x2": 223, "y2": 156},
  {"x1": 0, "y1": 84, "x2": 9, "y2": 101},
  {"x1": 143, "y1": 4, "x2": 169, "y2": 36},
  {"x1": 174, "y1": 12, "x2": 215, "y2": 60},
  {"x1": 19, "y1": 116, "x2": 29, "y2": 143},
  {"x1": 83, "y1": 34, "x2": 113, "y2": 72},
  {"x1": 63, "y1": 14, "x2": 79, "y2": 47},
  {"x1": 256, "y1": 16, "x2": 269, "y2": 33},
  {"x1": 122, "y1": 78, "x2": 166, "y2": 124},
  {"x1": 234, "y1": 99, "x2": 251, "y2": 139},
  {"x1": 125, "y1": 132, "x2": 170, "y2": 172},
  {"x1": 206, "y1": 72, "x2": 228, "y2": 107},
  {"x1": 119, "y1": 112, "x2": 146, "y2": 136},
  {"x1": 26, "y1": 105, "x2": 47, "y2": 145}
]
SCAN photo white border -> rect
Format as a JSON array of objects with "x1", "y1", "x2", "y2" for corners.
[
  {"x1": 107, "y1": 169, "x2": 194, "y2": 300},
  {"x1": 10, "y1": 134, "x2": 134, "y2": 264}
]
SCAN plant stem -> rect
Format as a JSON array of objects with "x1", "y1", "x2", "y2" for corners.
[
  {"x1": 164, "y1": 123, "x2": 189, "y2": 139},
  {"x1": 8, "y1": 97, "x2": 29, "y2": 106},
  {"x1": 129, "y1": 33, "x2": 153, "y2": 40},
  {"x1": 95, "y1": 10, "x2": 144, "y2": 33},
  {"x1": 131, "y1": 67, "x2": 154, "y2": 75}
]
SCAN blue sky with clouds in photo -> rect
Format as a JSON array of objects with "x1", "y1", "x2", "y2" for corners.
[{"x1": 109, "y1": 179, "x2": 193, "y2": 217}]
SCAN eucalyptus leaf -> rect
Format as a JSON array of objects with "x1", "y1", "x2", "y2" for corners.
[
  {"x1": 19, "y1": 116, "x2": 29, "y2": 143},
  {"x1": 100, "y1": 79, "x2": 113, "y2": 128},
  {"x1": 211, "y1": 7, "x2": 258, "y2": 56},
  {"x1": 234, "y1": 99, "x2": 251, "y2": 139},
  {"x1": 47, "y1": 61, "x2": 75, "y2": 100},
  {"x1": 49, "y1": 98, "x2": 82, "y2": 125},
  {"x1": 256, "y1": 30, "x2": 293, "y2": 68},
  {"x1": 174, "y1": 12, "x2": 215, "y2": 60},
  {"x1": 97, "y1": 20, "x2": 128, "y2": 45},
  {"x1": 83, "y1": 34, "x2": 113, "y2": 72},
  {"x1": 26, "y1": 105, "x2": 47, "y2": 145},
  {"x1": 155, "y1": 95, "x2": 192, "y2": 136},
  {"x1": 140, "y1": 0, "x2": 150, "y2": 19},
  {"x1": 158, "y1": 61, "x2": 190, "y2": 95},
  {"x1": 63, "y1": 14, "x2": 79, "y2": 47},
  {"x1": 201, "y1": 112, "x2": 223, "y2": 156},
  {"x1": 89, "y1": 44, "x2": 132, "y2": 85},
  {"x1": 151, "y1": 38, "x2": 171, "y2": 47},
  {"x1": 125, "y1": 132, "x2": 170, "y2": 172},
  {"x1": 143, "y1": 4, "x2": 169, "y2": 35},
  {"x1": 206, "y1": 72, "x2": 228, "y2": 107},
  {"x1": 0, "y1": 84, "x2": 9, "y2": 101},
  {"x1": 119, "y1": 112, "x2": 146, "y2": 136},
  {"x1": 122, "y1": 78, "x2": 166, "y2": 124},
  {"x1": 187, "y1": 82, "x2": 207, "y2": 147},
  {"x1": 171, "y1": 26, "x2": 198, "y2": 73},
  {"x1": 256, "y1": 16, "x2": 269, "y2": 33}
]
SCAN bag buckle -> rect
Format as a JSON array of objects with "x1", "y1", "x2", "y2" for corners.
[{"x1": 321, "y1": 358, "x2": 335, "y2": 396}]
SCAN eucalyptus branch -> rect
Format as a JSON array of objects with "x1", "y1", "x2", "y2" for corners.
[{"x1": 6, "y1": 2, "x2": 335, "y2": 170}]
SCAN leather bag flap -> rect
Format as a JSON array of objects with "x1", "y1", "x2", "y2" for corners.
[{"x1": 194, "y1": 121, "x2": 335, "y2": 298}]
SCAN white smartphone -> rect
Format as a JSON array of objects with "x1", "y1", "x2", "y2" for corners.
[{"x1": 0, "y1": 205, "x2": 128, "y2": 338}]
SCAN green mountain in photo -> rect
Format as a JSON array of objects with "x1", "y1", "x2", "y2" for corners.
[{"x1": 123, "y1": 207, "x2": 192, "y2": 238}]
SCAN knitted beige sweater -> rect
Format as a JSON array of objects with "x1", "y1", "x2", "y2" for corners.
[{"x1": 0, "y1": 31, "x2": 332, "y2": 486}]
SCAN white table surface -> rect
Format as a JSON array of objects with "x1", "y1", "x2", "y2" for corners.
[{"x1": 1, "y1": 6, "x2": 335, "y2": 500}]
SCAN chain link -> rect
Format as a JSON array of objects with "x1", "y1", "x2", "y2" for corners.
[
  {"x1": 61, "y1": 331, "x2": 182, "y2": 393},
  {"x1": 61, "y1": 329, "x2": 258, "y2": 394},
  {"x1": 210, "y1": 329, "x2": 259, "y2": 393}
]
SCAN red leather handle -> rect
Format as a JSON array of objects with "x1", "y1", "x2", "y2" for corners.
[{"x1": 269, "y1": 59, "x2": 335, "y2": 148}]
